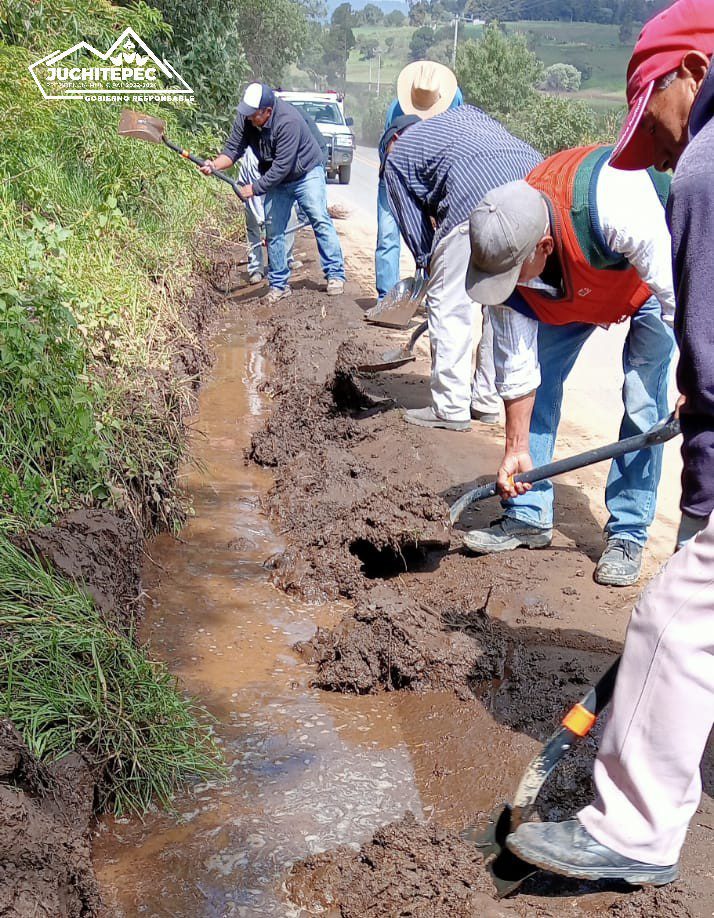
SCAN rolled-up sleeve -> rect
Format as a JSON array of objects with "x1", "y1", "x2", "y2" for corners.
[{"x1": 488, "y1": 305, "x2": 540, "y2": 400}]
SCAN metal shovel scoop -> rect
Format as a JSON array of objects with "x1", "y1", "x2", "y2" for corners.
[
  {"x1": 357, "y1": 319, "x2": 428, "y2": 372},
  {"x1": 118, "y1": 109, "x2": 245, "y2": 200},
  {"x1": 462, "y1": 657, "x2": 620, "y2": 897},
  {"x1": 364, "y1": 269, "x2": 428, "y2": 328}
]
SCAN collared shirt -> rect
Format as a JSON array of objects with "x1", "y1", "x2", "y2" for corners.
[{"x1": 384, "y1": 105, "x2": 542, "y2": 268}]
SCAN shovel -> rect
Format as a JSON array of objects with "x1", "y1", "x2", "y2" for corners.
[
  {"x1": 118, "y1": 109, "x2": 245, "y2": 200},
  {"x1": 462, "y1": 657, "x2": 621, "y2": 897},
  {"x1": 364, "y1": 268, "x2": 428, "y2": 328},
  {"x1": 357, "y1": 319, "x2": 429, "y2": 373},
  {"x1": 450, "y1": 414, "x2": 681, "y2": 525}
]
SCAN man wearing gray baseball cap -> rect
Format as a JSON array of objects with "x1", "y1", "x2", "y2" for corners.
[{"x1": 463, "y1": 144, "x2": 675, "y2": 587}]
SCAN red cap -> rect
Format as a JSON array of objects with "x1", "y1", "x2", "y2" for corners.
[{"x1": 610, "y1": 0, "x2": 714, "y2": 170}]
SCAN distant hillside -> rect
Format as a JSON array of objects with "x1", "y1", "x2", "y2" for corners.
[{"x1": 325, "y1": 0, "x2": 408, "y2": 13}]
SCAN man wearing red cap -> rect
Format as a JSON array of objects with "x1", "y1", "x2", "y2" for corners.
[{"x1": 503, "y1": 0, "x2": 714, "y2": 888}]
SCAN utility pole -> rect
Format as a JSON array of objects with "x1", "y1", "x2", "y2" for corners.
[
  {"x1": 368, "y1": 57, "x2": 372, "y2": 93},
  {"x1": 451, "y1": 16, "x2": 459, "y2": 68},
  {"x1": 376, "y1": 53, "x2": 381, "y2": 96}
]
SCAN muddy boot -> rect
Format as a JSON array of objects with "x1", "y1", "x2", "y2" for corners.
[
  {"x1": 248, "y1": 271, "x2": 264, "y2": 285},
  {"x1": 507, "y1": 820, "x2": 679, "y2": 886},
  {"x1": 594, "y1": 539, "x2": 643, "y2": 586},
  {"x1": 263, "y1": 286, "x2": 291, "y2": 304},
  {"x1": 404, "y1": 406, "x2": 471, "y2": 432},
  {"x1": 326, "y1": 278, "x2": 345, "y2": 296},
  {"x1": 463, "y1": 516, "x2": 552, "y2": 553}
]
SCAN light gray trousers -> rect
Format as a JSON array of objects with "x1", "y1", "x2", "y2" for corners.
[{"x1": 579, "y1": 514, "x2": 714, "y2": 865}]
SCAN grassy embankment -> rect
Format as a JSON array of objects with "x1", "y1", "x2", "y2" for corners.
[{"x1": 0, "y1": 1, "x2": 243, "y2": 812}]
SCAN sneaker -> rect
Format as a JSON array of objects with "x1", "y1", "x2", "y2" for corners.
[
  {"x1": 507, "y1": 819, "x2": 679, "y2": 886},
  {"x1": 594, "y1": 538, "x2": 644, "y2": 586},
  {"x1": 262, "y1": 285, "x2": 291, "y2": 304},
  {"x1": 463, "y1": 516, "x2": 552, "y2": 554},
  {"x1": 404, "y1": 406, "x2": 471, "y2": 432},
  {"x1": 288, "y1": 259, "x2": 304, "y2": 271},
  {"x1": 470, "y1": 406, "x2": 500, "y2": 425},
  {"x1": 248, "y1": 272, "x2": 264, "y2": 285},
  {"x1": 326, "y1": 278, "x2": 345, "y2": 296}
]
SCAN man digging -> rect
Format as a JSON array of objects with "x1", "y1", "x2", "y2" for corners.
[
  {"x1": 380, "y1": 103, "x2": 542, "y2": 430},
  {"x1": 200, "y1": 82, "x2": 345, "y2": 304},
  {"x1": 498, "y1": 0, "x2": 714, "y2": 888},
  {"x1": 464, "y1": 143, "x2": 675, "y2": 586}
]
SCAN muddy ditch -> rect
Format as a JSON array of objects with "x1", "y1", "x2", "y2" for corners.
[
  {"x1": 0, "y1": 235, "x2": 235, "y2": 914},
  {"x1": 248, "y1": 287, "x2": 703, "y2": 916}
]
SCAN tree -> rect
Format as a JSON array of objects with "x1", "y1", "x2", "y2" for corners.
[
  {"x1": 619, "y1": 17, "x2": 634, "y2": 44},
  {"x1": 361, "y1": 2, "x2": 384, "y2": 24},
  {"x1": 409, "y1": 1, "x2": 430, "y2": 26},
  {"x1": 384, "y1": 9, "x2": 406, "y2": 26},
  {"x1": 542, "y1": 62, "x2": 582, "y2": 92},
  {"x1": 456, "y1": 22, "x2": 542, "y2": 117},
  {"x1": 409, "y1": 25, "x2": 435, "y2": 61},
  {"x1": 359, "y1": 38, "x2": 379, "y2": 60},
  {"x1": 331, "y1": 2, "x2": 354, "y2": 27},
  {"x1": 506, "y1": 94, "x2": 598, "y2": 156}
]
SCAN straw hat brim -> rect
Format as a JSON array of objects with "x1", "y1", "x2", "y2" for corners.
[{"x1": 396, "y1": 60, "x2": 459, "y2": 118}]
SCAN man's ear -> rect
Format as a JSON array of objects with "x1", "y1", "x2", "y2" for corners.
[
  {"x1": 539, "y1": 235, "x2": 555, "y2": 256},
  {"x1": 680, "y1": 51, "x2": 710, "y2": 89}
]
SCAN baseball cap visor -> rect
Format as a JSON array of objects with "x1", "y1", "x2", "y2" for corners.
[
  {"x1": 609, "y1": 82, "x2": 656, "y2": 170},
  {"x1": 238, "y1": 100, "x2": 259, "y2": 116},
  {"x1": 466, "y1": 259, "x2": 523, "y2": 306}
]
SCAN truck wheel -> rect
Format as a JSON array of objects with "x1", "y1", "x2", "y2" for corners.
[{"x1": 338, "y1": 165, "x2": 351, "y2": 185}]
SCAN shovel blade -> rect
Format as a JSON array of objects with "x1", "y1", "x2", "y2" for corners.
[
  {"x1": 118, "y1": 109, "x2": 165, "y2": 143},
  {"x1": 462, "y1": 805, "x2": 539, "y2": 898},
  {"x1": 364, "y1": 277, "x2": 424, "y2": 328},
  {"x1": 356, "y1": 346, "x2": 416, "y2": 373}
]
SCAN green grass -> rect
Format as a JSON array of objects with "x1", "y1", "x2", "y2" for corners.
[{"x1": 0, "y1": 531, "x2": 223, "y2": 814}]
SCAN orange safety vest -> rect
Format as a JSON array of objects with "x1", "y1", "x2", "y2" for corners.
[{"x1": 517, "y1": 145, "x2": 655, "y2": 326}]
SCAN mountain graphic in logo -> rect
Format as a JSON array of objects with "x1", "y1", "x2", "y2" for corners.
[{"x1": 29, "y1": 27, "x2": 193, "y2": 101}]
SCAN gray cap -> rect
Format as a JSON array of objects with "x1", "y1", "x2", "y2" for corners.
[{"x1": 466, "y1": 180, "x2": 548, "y2": 305}]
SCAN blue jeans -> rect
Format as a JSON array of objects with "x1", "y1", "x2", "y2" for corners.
[
  {"x1": 376, "y1": 177, "x2": 401, "y2": 299},
  {"x1": 264, "y1": 166, "x2": 345, "y2": 290},
  {"x1": 504, "y1": 296, "x2": 675, "y2": 546},
  {"x1": 245, "y1": 203, "x2": 297, "y2": 276}
]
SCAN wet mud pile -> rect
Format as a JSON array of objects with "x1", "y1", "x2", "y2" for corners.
[
  {"x1": 287, "y1": 813, "x2": 694, "y2": 918},
  {"x1": 250, "y1": 283, "x2": 703, "y2": 917},
  {"x1": 0, "y1": 720, "x2": 99, "y2": 917},
  {"x1": 251, "y1": 316, "x2": 450, "y2": 600}
]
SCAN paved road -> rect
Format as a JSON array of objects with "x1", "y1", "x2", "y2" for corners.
[{"x1": 327, "y1": 146, "x2": 681, "y2": 561}]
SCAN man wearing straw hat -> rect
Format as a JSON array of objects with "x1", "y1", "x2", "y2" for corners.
[
  {"x1": 374, "y1": 61, "x2": 463, "y2": 305},
  {"x1": 380, "y1": 102, "x2": 542, "y2": 430}
]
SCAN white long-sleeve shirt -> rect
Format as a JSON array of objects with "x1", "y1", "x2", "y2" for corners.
[{"x1": 489, "y1": 162, "x2": 676, "y2": 400}]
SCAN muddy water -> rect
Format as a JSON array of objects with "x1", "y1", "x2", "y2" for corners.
[{"x1": 93, "y1": 317, "x2": 531, "y2": 916}]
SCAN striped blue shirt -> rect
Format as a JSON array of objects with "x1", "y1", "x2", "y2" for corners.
[{"x1": 384, "y1": 105, "x2": 542, "y2": 267}]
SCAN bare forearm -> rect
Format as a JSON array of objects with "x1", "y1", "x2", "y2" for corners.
[
  {"x1": 497, "y1": 392, "x2": 536, "y2": 499},
  {"x1": 504, "y1": 392, "x2": 535, "y2": 454},
  {"x1": 210, "y1": 153, "x2": 234, "y2": 171}
]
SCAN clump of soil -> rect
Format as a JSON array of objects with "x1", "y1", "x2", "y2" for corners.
[
  {"x1": 251, "y1": 317, "x2": 450, "y2": 600},
  {"x1": 287, "y1": 812, "x2": 695, "y2": 918},
  {"x1": 0, "y1": 719, "x2": 100, "y2": 916},
  {"x1": 26, "y1": 508, "x2": 142, "y2": 633}
]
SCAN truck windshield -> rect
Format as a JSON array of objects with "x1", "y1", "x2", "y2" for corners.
[{"x1": 289, "y1": 101, "x2": 345, "y2": 126}]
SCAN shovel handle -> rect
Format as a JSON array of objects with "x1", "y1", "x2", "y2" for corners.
[
  {"x1": 450, "y1": 413, "x2": 680, "y2": 524},
  {"x1": 162, "y1": 138, "x2": 245, "y2": 201}
]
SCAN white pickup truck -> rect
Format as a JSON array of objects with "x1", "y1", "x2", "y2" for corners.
[{"x1": 275, "y1": 90, "x2": 356, "y2": 185}]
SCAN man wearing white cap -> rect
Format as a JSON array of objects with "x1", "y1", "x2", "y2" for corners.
[
  {"x1": 374, "y1": 62, "x2": 463, "y2": 303},
  {"x1": 463, "y1": 144, "x2": 675, "y2": 587},
  {"x1": 201, "y1": 82, "x2": 345, "y2": 303},
  {"x1": 381, "y1": 104, "x2": 542, "y2": 430}
]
